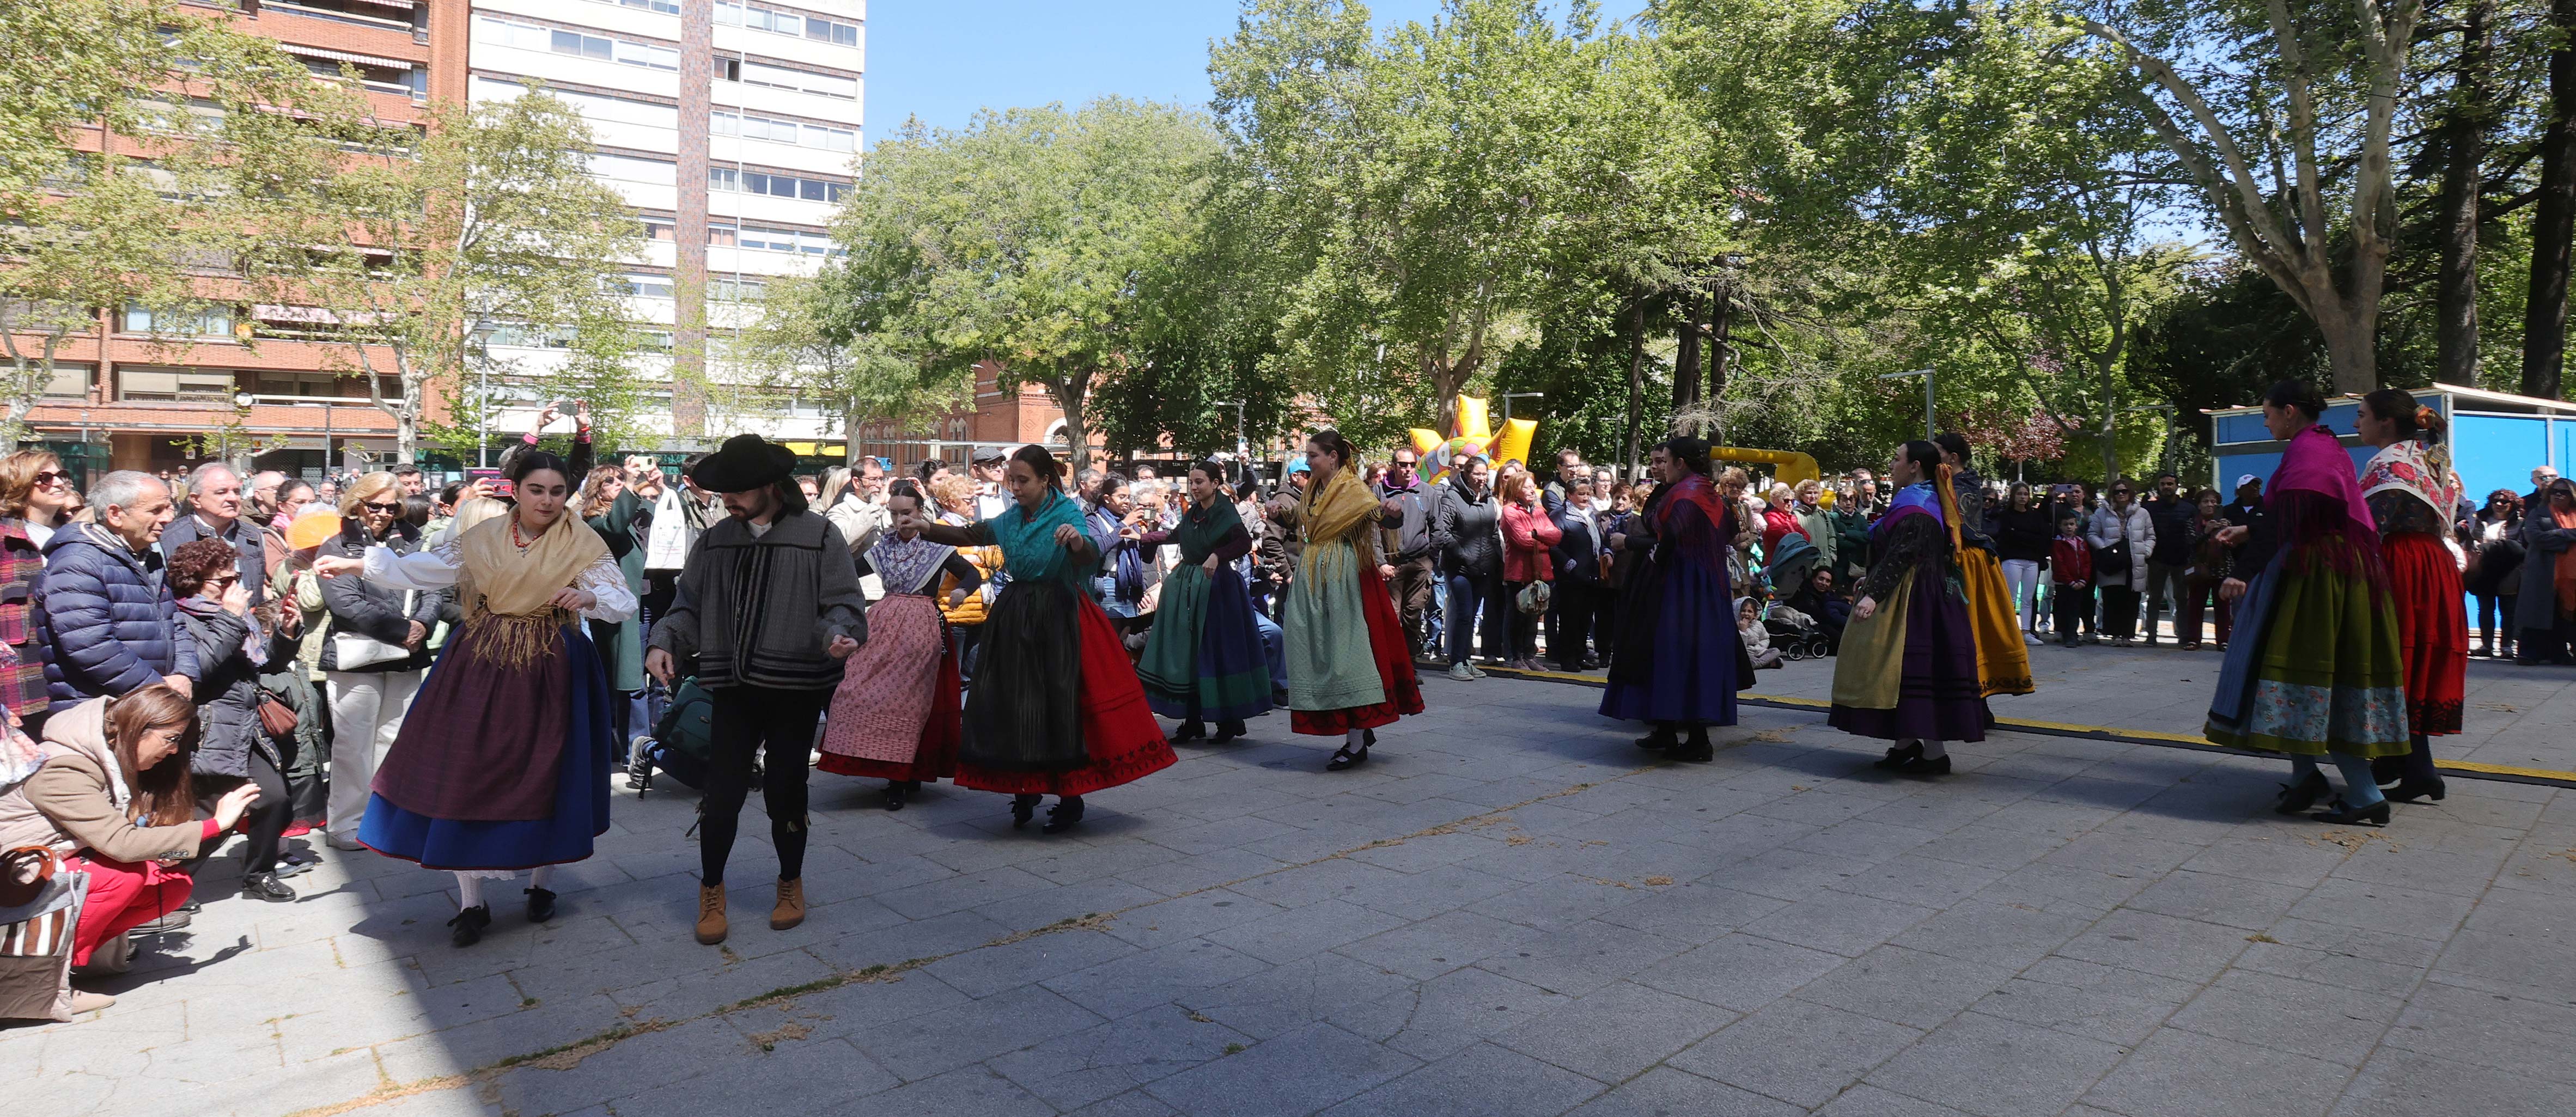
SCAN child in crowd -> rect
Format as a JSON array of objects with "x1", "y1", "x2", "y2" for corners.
[{"x1": 2049, "y1": 512, "x2": 2093, "y2": 648}]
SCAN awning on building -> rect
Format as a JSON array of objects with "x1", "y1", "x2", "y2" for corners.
[{"x1": 278, "y1": 44, "x2": 415, "y2": 71}]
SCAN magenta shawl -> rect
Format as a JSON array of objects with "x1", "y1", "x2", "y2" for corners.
[{"x1": 2271, "y1": 426, "x2": 2374, "y2": 535}]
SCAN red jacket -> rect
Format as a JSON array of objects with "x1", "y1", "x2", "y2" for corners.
[
  {"x1": 1501, "y1": 502, "x2": 1563, "y2": 582},
  {"x1": 1761, "y1": 506, "x2": 1810, "y2": 556},
  {"x1": 2050, "y1": 535, "x2": 2092, "y2": 587}
]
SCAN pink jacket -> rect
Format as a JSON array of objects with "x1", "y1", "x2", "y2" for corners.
[{"x1": 1501, "y1": 503, "x2": 1563, "y2": 583}]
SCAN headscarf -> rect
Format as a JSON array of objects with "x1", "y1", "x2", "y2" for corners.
[
  {"x1": 2360, "y1": 439, "x2": 2461, "y2": 523},
  {"x1": 2272, "y1": 425, "x2": 2376, "y2": 535},
  {"x1": 453, "y1": 510, "x2": 610, "y2": 667},
  {"x1": 866, "y1": 532, "x2": 956, "y2": 597}
]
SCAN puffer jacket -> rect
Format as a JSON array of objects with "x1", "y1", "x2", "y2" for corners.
[
  {"x1": 316, "y1": 520, "x2": 440, "y2": 674},
  {"x1": 175, "y1": 598, "x2": 277, "y2": 779},
  {"x1": 1432, "y1": 481, "x2": 1502, "y2": 577},
  {"x1": 32, "y1": 524, "x2": 198, "y2": 714}
]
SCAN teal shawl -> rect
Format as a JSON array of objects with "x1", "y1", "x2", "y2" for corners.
[{"x1": 982, "y1": 490, "x2": 1094, "y2": 585}]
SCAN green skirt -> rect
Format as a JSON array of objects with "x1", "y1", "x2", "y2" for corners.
[{"x1": 2205, "y1": 558, "x2": 2410, "y2": 758}]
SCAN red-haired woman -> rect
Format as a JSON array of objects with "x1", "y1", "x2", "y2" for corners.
[{"x1": 0, "y1": 686, "x2": 260, "y2": 1018}]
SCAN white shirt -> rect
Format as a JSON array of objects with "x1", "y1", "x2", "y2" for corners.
[{"x1": 360, "y1": 537, "x2": 637, "y2": 622}]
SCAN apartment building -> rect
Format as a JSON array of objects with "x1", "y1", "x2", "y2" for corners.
[
  {"x1": 21, "y1": 0, "x2": 470, "y2": 479},
  {"x1": 466, "y1": 0, "x2": 863, "y2": 450}
]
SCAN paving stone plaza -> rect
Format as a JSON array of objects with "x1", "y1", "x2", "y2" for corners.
[{"x1": 15, "y1": 645, "x2": 2576, "y2": 1117}]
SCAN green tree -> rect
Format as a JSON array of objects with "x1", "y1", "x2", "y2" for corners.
[
  {"x1": 731, "y1": 268, "x2": 972, "y2": 466},
  {"x1": 308, "y1": 89, "x2": 646, "y2": 463},
  {"x1": 0, "y1": 0, "x2": 376, "y2": 449},
  {"x1": 834, "y1": 99, "x2": 1221, "y2": 473}
]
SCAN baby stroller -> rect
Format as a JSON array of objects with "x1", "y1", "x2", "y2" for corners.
[
  {"x1": 1763, "y1": 603, "x2": 1834, "y2": 661},
  {"x1": 1762, "y1": 534, "x2": 1822, "y2": 600}
]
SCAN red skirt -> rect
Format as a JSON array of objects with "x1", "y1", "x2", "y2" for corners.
[
  {"x1": 817, "y1": 634, "x2": 962, "y2": 783},
  {"x1": 1290, "y1": 567, "x2": 1426, "y2": 736},
  {"x1": 2384, "y1": 531, "x2": 2467, "y2": 735},
  {"x1": 955, "y1": 595, "x2": 1178, "y2": 796}
]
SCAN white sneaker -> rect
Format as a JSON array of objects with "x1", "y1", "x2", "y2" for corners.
[
  {"x1": 326, "y1": 833, "x2": 368, "y2": 852},
  {"x1": 68, "y1": 990, "x2": 115, "y2": 1014},
  {"x1": 1466, "y1": 663, "x2": 1489, "y2": 679},
  {"x1": 1447, "y1": 663, "x2": 1476, "y2": 682},
  {"x1": 2022, "y1": 632, "x2": 2043, "y2": 646}
]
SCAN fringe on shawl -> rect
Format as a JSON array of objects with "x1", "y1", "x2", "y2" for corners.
[{"x1": 459, "y1": 607, "x2": 573, "y2": 669}]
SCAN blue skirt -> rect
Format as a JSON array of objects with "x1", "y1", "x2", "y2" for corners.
[
  {"x1": 1600, "y1": 554, "x2": 1739, "y2": 727},
  {"x1": 358, "y1": 626, "x2": 614, "y2": 871}
]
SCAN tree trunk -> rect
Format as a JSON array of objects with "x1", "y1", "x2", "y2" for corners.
[
  {"x1": 1672, "y1": 287, "x2": 1702, "y2": 410},
  {"x1": 1707, "y1": 280, "x2": 1734, "y2": 441},
  {"x1": 843, "y1": 408, "x2": 864, "y2": 466},
  {"x1": 2527, "y1": 0, "x2": 2576, "y2": 399},
  {"x1": 2439, "y1": 0, "x2": 2496, "y2": 387},
  {"x1": 1057, "y1": 374, "x2": 1091, "y2": 475},
  {"x1": 1621, "y1": 299, "x2": 1646, "y2": 480}
]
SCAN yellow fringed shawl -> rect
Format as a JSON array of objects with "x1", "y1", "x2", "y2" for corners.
[{"x1": 453, "y1": 512, "x2": 608, "y2": 668}]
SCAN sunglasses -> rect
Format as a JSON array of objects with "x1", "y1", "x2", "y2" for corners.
[{"x1": 362, "y1": 500, "x2": 402, "y2": 513}]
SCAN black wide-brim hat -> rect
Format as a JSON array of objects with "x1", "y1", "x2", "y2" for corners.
[{"x1": 691, "y1": 434, "x2": 797, "y2": 493}]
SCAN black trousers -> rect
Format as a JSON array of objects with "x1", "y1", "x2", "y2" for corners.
[
  {"x1": 701, "y1": 685, "x2": 830, "y2": 887},
  {"x1": 196, "y1": 750, "x2": 290, "y2": 875},
  {"x1": 2053, "y1": 584, "x2": 2094, "y2": 640},
  {"x1": 1548, "y1": 579, "x2": 1604, "y2": 670},
  {"x1": 2099, "y1": 585, "x2": 2141, "y2": 638}
]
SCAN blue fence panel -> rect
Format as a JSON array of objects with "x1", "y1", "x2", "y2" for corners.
[{"x1": 2452, "y1": 412, "x2": 2552, "y2": 504}]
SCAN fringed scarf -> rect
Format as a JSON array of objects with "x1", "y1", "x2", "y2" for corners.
[
  {"x1": 867, "y1": 532, "x2": 956, "y2": 597},
  {"x1": 1174, "y1": 493, "x2": 1245, "y2": 565},
  {"x1": 2360, "y1": 438, "x2": 2461, "y2": 521},
  {"x1": 2269, "y1": 424, "x2": 2388, "y2": 585},
  {"x1": 990, "y1": 490, "x2": 1090, "y2": 583},
  {"x1": 453, "y1": 512, "x2": 608, "y2": 668},
  {"x1": 1297, "y1": 466, "x2": 1380, "y2": 584}
]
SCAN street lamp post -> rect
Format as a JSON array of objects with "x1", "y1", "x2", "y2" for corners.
[
  {"x1": 1880, "y1": 368, "x2": 1934, "y2": 439},
  {"x1": 1500, "y1": 391, "x2": 1545, "y2": 429}
]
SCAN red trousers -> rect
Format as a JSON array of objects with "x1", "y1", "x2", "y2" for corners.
[{"x1": 66, "y1": 854, "x2": 192, "y2": 966}]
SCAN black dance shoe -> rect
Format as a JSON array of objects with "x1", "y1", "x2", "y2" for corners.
[
  {"x1": 1327, "y1": 742, "x2": 1371, "y2": 771},
  {"x1": 1010, "y1": 794, "x2": 1041, "y2": 829},
  {"x1": 2273, "y1": 770, "x2": 2330, "y2": 815},
  {"x1": 884, "y1": 782, "x2": 909, "y2": 811},
  {"x1": 1043, "y1": 797, "x2": 1086, "y2": 834},
  {"x1": 1212, "y1": 720, "x2": 1247, "y2": 744},
  {"x1": 449, "y1": 904, "x2": 492, "y2": 948},
  {"x1": 1173, "y1": 721, "x2": 1207, "y2": 742},
  {"x1": 2370, "y1": 755, "x2": 2406, "y2": 787},
  {"x1": 240, "y1": 873, "x2": 297, "y2": 904},
  {"x1": 525, "y1": 887, "x2": 557, "y2": 923},
  {"x1": 1874, "y1": 741, "x2": 1925, "y2": 771},
  {"x1": 1893, "y1": 754, "x2": 1951, "y2": 778},
  {"x1": 1636, "y1": 728, "x2": 1676, "y2": 752},
  {"x1": 2313, "y1": 798, "x2": 2391, "y2": 826},
  {"x1": 1677, "y1": 730, "x2": 1714, "y2": 763},
  {"x1": 2385, "y1": 776, "x2": 2447, "y2": 804}
]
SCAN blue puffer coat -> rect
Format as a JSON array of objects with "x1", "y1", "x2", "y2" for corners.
[{"x1": 32, "y1": 523, "x2": 199, "y2": 713}]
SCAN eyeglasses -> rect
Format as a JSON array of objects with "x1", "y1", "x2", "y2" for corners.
[{"x1": 362, "y1": 500, "x2": 402, "y2": 513}]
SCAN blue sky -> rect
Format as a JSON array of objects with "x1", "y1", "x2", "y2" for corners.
[{"x1": 865, "y1": 0, "x2": 1651, "y2": 142}]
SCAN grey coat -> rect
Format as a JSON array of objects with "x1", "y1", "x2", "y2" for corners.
[
  {"x1": 2517, "y1": 509, "x2": 2576, "y2": 631},
  {"x1": 649, "y1": 510, "x2": 867, "y2": 692},
  {"x1": 2086, "y1": 503, "x2": 2155, "y2": 589}
]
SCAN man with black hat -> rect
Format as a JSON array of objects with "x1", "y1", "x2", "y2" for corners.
[{"x1": 645, "y1": 434, "x2": 867, "y2": 947}]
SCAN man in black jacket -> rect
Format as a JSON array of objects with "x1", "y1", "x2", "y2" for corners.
[
  {"x1": 647, "y1": 435, "x2": 866, "y2": 948},
  {"x1": 1431, "y1": 456, "x2": 1502, "y2": 679},
  {"x1": 1548, "y1": 467, "x2": 1610, "y2": 671},
  {"x1": 2140, "y1": 472, "x2": 2195, "y2": 644}
]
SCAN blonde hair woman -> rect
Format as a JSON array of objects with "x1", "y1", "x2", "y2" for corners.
[
  {"x1": 314, "y1": 471, "x2": 440, "y2": 851},
  {"x1": 0, "y1": 449, "x2": 75, "y2": 722}
]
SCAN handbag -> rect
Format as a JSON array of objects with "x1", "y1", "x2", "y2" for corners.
[
  {"x1": 1516, "y1": 579, "x2": 1552, "y2": 614},
  {"x1": 255, "y1": 688, "x2": 300, "y2": 739},
  {"x1": 330, "y1": 590, "x2": 416, "y2": 669},
  {"x1": 1, "y1": 845, "x2": 91, "y2": 1022}
]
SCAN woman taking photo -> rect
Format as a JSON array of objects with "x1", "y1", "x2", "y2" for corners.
[
  {"x1": 2466, "y1": 489, "x2": 2523, "y2": 659},
  {"x1": 2206, "y1": 381, "x2": 2409, "y2": 825},
  {"x1": 168, "y1": 539, "x2": 299, "y2": 903},
  {"x1": 1086, "y1": 474, "x2": 1152, "y2": 637},
  {"x1": 0, "y1": 686, "x2": 259, "y2": 1017},
  {"x1": 2355, "y1": 389, "x2": 2466, "y2": 804},
  {"x1": 312, "y1": 450, "x2": 633, "y2": 946},
  {"x1": 1828, "y1": 440, "x2": 1991, "y2": 776},
  {"x1": 1600, "y1": 437, "x2": 1744, "y2": 761},
  {"x1": 1282, "y1": 430, "x2": 1423, "y2": 771},
  {"x1": 2516, "y1": 478, "x2": 2576, "y2": 664},
  {"x1": 1135, "y1": 462, "x2": 1274, "y2": 744},
  {"x1": 1497, "y1": 471, "x2": 1562, "y2": 672},
  {"x1": 0, "y1": 450, "x2": 77, "y2": 728},
  {"x1": 819, "y1": 480, "x2": 978, "y2": 810},
  {"x1": 315, "y1": 472, "x2": 442, "y2": 852},
  {"x1": 909, "y1": 446, "x2": 1175, "y2": 832}
]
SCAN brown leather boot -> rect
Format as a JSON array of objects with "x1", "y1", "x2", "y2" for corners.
[
  {"x1": 694, "y1": 883, "x2": 727, "y2": 944},
  {"x1": 771, "y1": 878, "x2": 805, "y2": 930}
]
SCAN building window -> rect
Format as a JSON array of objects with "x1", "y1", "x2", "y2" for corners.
[
  {"x1": 591, "y1": 153, "x2": 678, "y2": 186},
  {"x1": 479, "y1": 17, "x2": 678, "y2": 71},
  {"x1": 37, "y1": 363, "x2": 94, "y2": 400},
  {"x1": 121, "y1": 304, "x2": 235, "y2": 338},
  {"x1": 711, "y1": 111, "x2": 854, "y2": 152},
  {"x1": 640, "y1": 216, "x2": 675, "y2": 241},
  {"x1": 723, "y1": 58, "x2": 857, "y2": 100},
  {"x1": 117, "y1": 366, "x2": 236, "y2": 402},
  {"x1": 707, "y1": 167, "x2": 848, "y2": 204},
  {"x1": 621, "y1": 273, "x2": 675, "y2": 299}
]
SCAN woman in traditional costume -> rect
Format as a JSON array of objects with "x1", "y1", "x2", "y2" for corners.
[
  {"x1": 1135, "y1": 461, "x2": 1273, "y2": 744},
  {"x1": 1600, "y1": 437, "x2": 1744, "y2": 762},
  {"x1": 1934, "y1": 434, "x2": 2035, "y2": 698},
  {"x1": 819, "y1": 480, "x2": 979, "y2": 811},
  {"x1": 1828, "y1": 440, "x2": 1992, "y2": 776},
  {"x1": 312, "y1": 450, "x2": 631, "y2": 947},
  {"x1": 1282, "y1": 430, "x2": 1423, "y2": 771},
  {"x1": 910, "y1": 445, "x2": 1175, "y2": 833},
  {"x1": 2207, "y1": 381, "x2": 2410, "y2": 825},
  {"x1": 2354, "y1": 389, "x2": 2467, "y2": 805}
]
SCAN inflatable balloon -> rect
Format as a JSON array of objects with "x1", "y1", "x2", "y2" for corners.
[{"x1": 1406, "y1": 394, "x2": 1539, "y2": 483}]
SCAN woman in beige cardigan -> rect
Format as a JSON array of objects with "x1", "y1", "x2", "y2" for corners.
[{"x1": 0, "y1": 686, "x2": 259, "y2": 1018}]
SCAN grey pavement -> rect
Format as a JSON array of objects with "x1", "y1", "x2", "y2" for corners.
[
  {"x1": 11, "y1": 663, "x2": 2576, "y2": 1117},
  {"x1": 1739, "y1": 639, "x2": 2576, "y2": 778}
]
